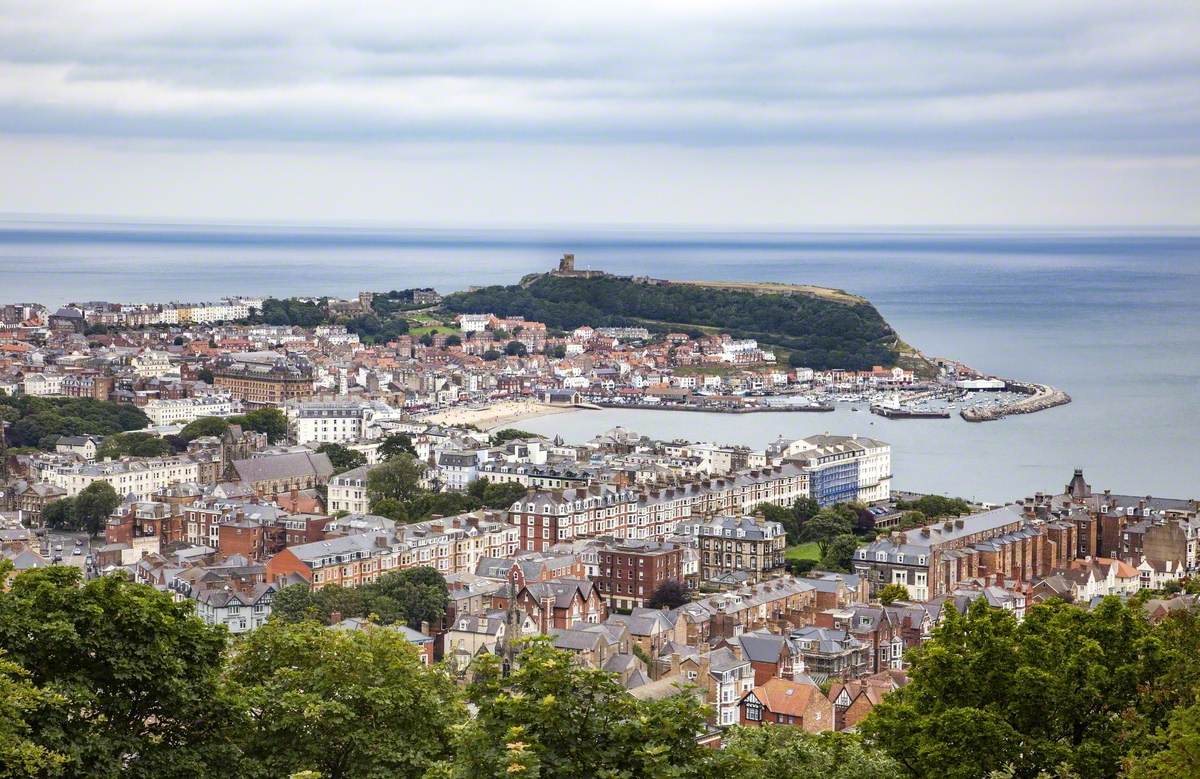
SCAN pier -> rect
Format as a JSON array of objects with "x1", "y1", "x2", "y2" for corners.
[{"x1": 960, "y1": 382, "x2": 1071, "y2": 422}]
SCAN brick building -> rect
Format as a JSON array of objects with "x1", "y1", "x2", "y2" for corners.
[{"x1": 591, "y1": 538, "x2": 684, "y2": 610}]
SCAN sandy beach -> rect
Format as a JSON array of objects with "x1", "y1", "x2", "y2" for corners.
[{"x1": 424, "y1": 399, "x2": 578, "y2": 431}]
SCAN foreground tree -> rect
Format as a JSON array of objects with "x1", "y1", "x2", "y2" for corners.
[
  {"x1": 718, "y1": 726, "x2": 900, "y2": 778},
  {"x1": 0, "y1": 653, "x2": 65, "y2": 779},
  {"x1": 861, "y1": 596, "x2": 1155, "y2": 779},
  {"x1": 227, "y1": 620, "x2": 462, "y2": 779},
  {"x1": 0, "y1": 568, "x2": 235, "y2": 778},
  {"x1": 438, "y1": 638, "x2": 718, "y2": 778}
]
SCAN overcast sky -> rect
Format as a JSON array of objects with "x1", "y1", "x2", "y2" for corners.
[{"x1": 1, "y1": 0, "x2": 1197, "y2": 226}]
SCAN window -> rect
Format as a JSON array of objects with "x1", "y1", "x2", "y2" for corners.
[{"x1": 745, "y1": 703, "x2": 762, "y2": 721}]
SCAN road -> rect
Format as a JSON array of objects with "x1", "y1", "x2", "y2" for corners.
[{"x1": 38, "y1": 530, "x2": 101, "y2": 576}]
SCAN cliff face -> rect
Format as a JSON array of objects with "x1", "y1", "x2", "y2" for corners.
[{"x1": 442, "y1": 273, "x2": 904, "y2": 371}]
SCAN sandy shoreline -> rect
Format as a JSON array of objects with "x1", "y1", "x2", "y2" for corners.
[{"x1": 423, "y1": 400, "x2": 578, "y2": 431}]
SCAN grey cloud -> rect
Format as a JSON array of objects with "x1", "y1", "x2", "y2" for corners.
[{"x1": 0, "y1": 1, "x2": 1196, "y2": 153}]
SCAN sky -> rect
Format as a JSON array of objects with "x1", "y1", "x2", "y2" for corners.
[{"x1": 0, "y1": 0, "x2": 1197, "y2": 227}]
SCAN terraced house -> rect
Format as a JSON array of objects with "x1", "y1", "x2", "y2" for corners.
[
  {"x1": 678, "y1": 513, "x2": 787, "y2": 584},
  {"x1": 853, "y1": 504, "x2": 1078, "y2": 599}
]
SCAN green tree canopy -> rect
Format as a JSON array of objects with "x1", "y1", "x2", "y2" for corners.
[
  {"x1": 96, "y1": 431, "x2": 173, "y2": 460},
  {"x1": 0, "y1": 653, "x2": 66, "y2": 779},
  {"x1": 178, "y1": 415, "x2": 230, "y2": 442},
  {"x1": 646, "y1": 579, "x2": 690, "y2": 610},
  {"x1": 441, "y1": 637, "x2": 716, "y2": 778},
  {"x1": 228, "y1": 407, "x2": 288, "y2": 443},
  {"x1": 367, "y1": 454, "x2": 426, "y2": 507},
  {"x1": 801, "y1": 507, "x2": 856, "y2": 557},
  {"x1": 227, "y1": 620, "x2": 462, "y2": 779},
  {"x1": 316, "y1": 443, "x2": 367, "y2": 474},
  {"x1": 75, "y1": 480, "x2": 122, "y2": 537},
  {"x1": 0, "y1": 395, "x2": 150, "y2": 450},
  {"x1": 718, "y1": 726, "x2": 901, "y2": 779},
  {"x1": 377, "y1": 433, "x2": 417, "y2": 460},
  {"x1": 861, "y1": 596, "x2": 1158, "y2": 779},
  {"x1": 878, "y1": 583, "x2": 911, "y2": 605},
  {"x1": 0, "y1": 568, "x2": 234, "y2": 778},
  {"x1": 490, "y1": 428, "x2": 537, "y2": 444}
]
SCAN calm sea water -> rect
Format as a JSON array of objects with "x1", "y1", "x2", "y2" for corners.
[{"x1": 1, "y1": 220, "x2": 1197, "y2": 502}]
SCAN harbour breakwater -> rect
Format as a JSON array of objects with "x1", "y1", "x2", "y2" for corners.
[
  {"x1": 960, "y1": 381, "x2": 1071, "y2": 422},
  {"x1": 591, "y1": 400, "x2": 835, "y2": 414}
]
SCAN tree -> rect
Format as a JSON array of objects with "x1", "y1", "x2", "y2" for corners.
[
  {"x1": 1125, "y1": 700, "x2": 1200, "y2": 779},
  {"x1": 894, "y1": 495, "x2": 972, "y2": 518},
  {"x1": 195, "y1": 367, "x2": 214, "y2": 384},
  {"x1": 229, "y1": 407, "x2": 288, "y2": 443},
  {"x1": 801, "y1": 507, "x2": 855, "y2": 557},
  {"x1": 316, "y1": 443, "x2": 366, "y2": 474},
  {"x1": 269, "y1": 584, "x2": 318, "y2": 624},
  {"x1": 96, "y1": 431, "x2": 173, "y2": 459},
  {"x1": 490, "y1": 428, "x2": 537, "y2": 444},
  {"x1": 227, "y1": 620, "x2": 462, "y2": 779},
  {"x1": 466, "y1": 477, "x2": 528, "y2": 510},
  {"x1": 482, "y1": 349, "x2": 501, "y2": 361},
  {"x1": 861, "y1": 597, "x2": 1156, "y2": 779},
  {"x1": 178, "y1": 415, "x2": 230, "y2": 442},
  {"x1": 504, "y1": 340, "x2": 528, "y2": 357},
  {"x1": 40, "y1": 498, "x2": 75, "y2": 531},
  {"x1": 371, "y1": 568, "x2": 450, "y2": 629},
  {"x1": 370, "y1": 497, "x2": 409, "y2": 523},
  {"x1": 819, "y1": 534, "x2": 860, "y2": 572},
  {"x1": 444, "y1": 334, "x2": 462, "y2": 347},
  {"x1": 878, "y1": 583, "x2": 910, "y2": 605},
  {"x1": 74, "y1": 480, "x2": 122, "y2": 537},
  {"x1": 646, "y1": 579, "x2": 689, "y2": 610},
  {"x1": 0, "y1": 654, "x2": 66, "y2": 779},
  {"x1": 377, "y1": 433, "x2": 417, "y2": 460},
  {"x1": 547, "y1": 344, "x2": 567, "y2": 359},
  {"x1": 0, "y1": 568, "x2": 236, "y2": 778},
  {"x1": 367, "y1": 455, "x2": 426, "y2": 507},
  {"x1": 440, "y1": 638, "x2": 717, "y2": 777},
  {"x1": 717, "y1": 726, "x2": 901, "y2": 778}
]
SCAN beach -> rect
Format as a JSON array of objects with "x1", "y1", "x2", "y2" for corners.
[{"x1": 424, "y1": 399, "x2": 578, "y2": 431}]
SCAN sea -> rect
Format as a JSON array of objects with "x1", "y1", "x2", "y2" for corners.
[{"x1": 1, "y1": 219, "x2": 1197, "y2": 503}]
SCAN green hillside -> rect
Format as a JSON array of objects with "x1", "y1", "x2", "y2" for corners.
[{"x1": 441, "y1": 273, "x2": 903, "y2": 370}]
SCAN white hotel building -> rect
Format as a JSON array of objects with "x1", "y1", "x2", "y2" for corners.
[
  {"x1": 286, "y1": 400, "x2": 402, "y2": 445},
  {"x1": 45, "y1": 456, "x2": 200, "y2": 500},
  {"x1": 143, "y1": 394, "x2": 240, "y2": 426}
]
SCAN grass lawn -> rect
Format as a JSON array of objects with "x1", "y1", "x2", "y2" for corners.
[
  {"x1": 406, "y1": 323, "x2": 450, "y2": 337},
  {"x1": 785, "y1": 542, "x2": 821, "y2": 561}
]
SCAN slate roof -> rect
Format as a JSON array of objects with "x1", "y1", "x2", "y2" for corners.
[{"x1": 232, "y1": 451, "x2": 334, "y2": 484}]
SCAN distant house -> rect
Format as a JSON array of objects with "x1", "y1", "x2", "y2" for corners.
[
  {"x1": 828, "y1": 670, "x2": 907, "y2": 731},
  {"x1": 56, "y1": 434, "x2": 104, "y2": 462},
  {"x1": 739, "y1": 676, "x2": 834, "y2": 733}
]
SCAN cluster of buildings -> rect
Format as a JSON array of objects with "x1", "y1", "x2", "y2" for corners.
[{"x1": 3, "y1": 281, "x2": 1196, "y2": 741}]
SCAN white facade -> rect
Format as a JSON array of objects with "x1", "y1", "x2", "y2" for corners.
[
  {"x1": 22, "y1": 373, "x2": 64, "y2": 396},
  {"x1": 45, "y1": 456, "x2": 200, "y2": 500},
  {"x1": 288, "y1": 400, "x2": 399, "y2": 445},
  {"x1": 144, "y1": 394, "x2": 239, "y2": 426},
  {"x1": 130, "y1": 351, "x2": 173, "y2": 378},
  {"x1": 327, "y1": 465, "x2": 372, "y2": 514}
]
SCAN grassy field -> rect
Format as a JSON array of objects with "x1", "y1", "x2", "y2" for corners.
[
  {"x1": 406, "y1": 324, "x2": 449, "y2": 337},
  {"x1": 676, "y1": 279, "x2": 865, "y2": 305},
  {"x1": 785, "y1": 542, "x2": 822, "y2": 561}
]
